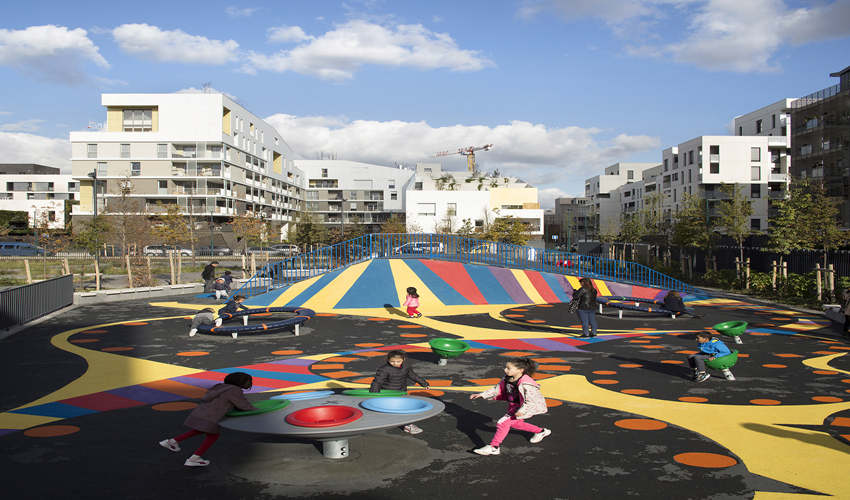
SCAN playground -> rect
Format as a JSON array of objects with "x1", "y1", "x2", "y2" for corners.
[{"x1": 2, "y1": 252, "x2": 850, "y2": 499}]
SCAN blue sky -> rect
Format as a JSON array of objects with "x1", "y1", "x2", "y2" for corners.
[{"x1": 1, "y1": 0, "x2": 849, "y2": 206}]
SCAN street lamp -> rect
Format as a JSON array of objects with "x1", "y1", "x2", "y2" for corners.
[{"x1": 87, "y1": 170, "x2": 99, "y2": 267}]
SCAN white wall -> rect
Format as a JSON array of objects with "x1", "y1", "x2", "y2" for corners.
[{"x1": 406, "y1": 190, "x2": 491, "y2": 232}]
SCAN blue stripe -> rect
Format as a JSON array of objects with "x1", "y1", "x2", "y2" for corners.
[
  {"x1": 403, "y1": 260, "x2": 471, "y2": 306},
  {"x1": 244, "y1": 287, "x2": 290, "y2": 306},
  {"x1": 335, "y1": 259, "x2": 399, "y2": 308},
  {"x1": 463, "y1": 264, "x2": 515, "y2": 304},
  {"x1": 540, "y1": 271, "x2": 570, "y2": 302},
  {"x1": 10, "y1": 402, "x2": 98, "y2": 418},
  {"x1": 286, "y1": 267, "x2": 346, "y2": 307},
  {"x1": 214, "y1": 367, "x2": 328, "y2": 383}
]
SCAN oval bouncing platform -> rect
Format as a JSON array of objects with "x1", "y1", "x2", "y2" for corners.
[
  {"x1": 226, "y1": 399, "x2": 290, "y2": 417},
  {"x1": 286, "y1": 405, "x2": 363, "y2": 428},
  {"x1": 713, "y1": 321, "x2": 748, "y2": 344},
  {"x1": 595, "y1": 296, "x2": 677, "y2": 319},
  {"x1": 429, "y1": 338, "x2": 470, "y2": 365},
  {"x1": 341, "y1": 389, "x2": 407, "y2": 397},
  {"x1": 360, "y1": 397, "x2": 433, "y2": 414},
  {"x1": 271, "y1": 390, "x2": 334, "y2": 401},
  {"x1": 196, "y1": 306, "x2": 315, "y2": 338}
]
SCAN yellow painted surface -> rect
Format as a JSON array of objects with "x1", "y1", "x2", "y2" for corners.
[
  {"x1": 802, "y1": 353, "x2": 849, "y2": 375},
  {"x1": 0, "y1": 412, "x2": 60, "y2": 430},
  {"x1": 390, "y1": 259, "x2": 446, "y2": 311},
  {"x1": 273, "y1": 151, "x2": 282, "y2": 174},
  {"x1": 106, "y1": 107, "x2": 122, "y2": 131},
  {"x1": 78, "y1": 182, "x2": 93, "y2": 212},
  {"x1": 593, "y1": 279, "x2": 612, "y2": 296},
  {"x1": 151, "y1": 107, "x2": 158, "y2": 132},
  {"x1": 565, "y1": 275, "x2": 581, "y2": 289},
  {"x1": 511, "y1": 269, "x2": 545, "y2": 303},
  {"x1": 222, "y1": 107, "x2": 231, "y2": 135},
  {"x1": 488, "y1": 186, "x2": 538, "y2": 210},
  {"x1": 303, "y1": 260, "x2": 371, "y2": 311},
  {"x1": 269, "y1": 273, "x2": 327, "y2": 307}
]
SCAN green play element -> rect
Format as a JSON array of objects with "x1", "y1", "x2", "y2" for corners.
[
  {"x1": 712, "y1": 321, "x2": 748, "y2": 337},
  {"x1": 429, "y1": 338, "x2": 470, "y2": 359},
  {"x1": 705, "y1": 350, "x2": 739, "y2": 370},
  {"x1": 341, "y1": 389, "x2": 407, "y2": 397},
  {"x1": 226, "y1": 399, "x2": 290, "y2": 417}
]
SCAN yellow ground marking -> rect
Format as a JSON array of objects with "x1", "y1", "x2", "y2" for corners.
[
  {"x1": 489, "y1": 312, "x2": 705, "y2": 336},
  {"x1": 565, "y1": 275, "x2": 581, "y2": 289},
  {"x1": 269, "y1": 273, "x2": 327, "y2": 307},
  {"x1": 149, "y1": 301, "x2": 227, "y2": 312},
  {"x1": 592, "y1": 279, "x2": 612, "y2": 296},
  {"x1": 802, "y1": 353, "x2": 849, "y2": 375},
  {"x1": 511, "y1": 269, "x2": 546, "y2": 303},
  {"x1": 753, "y1": 493, "x2": 833, "y2": 500},
  {"x1": 390, "y1": 259, "x2": 447, "y2": 311},
  {"x1": 12, "y1": 316, "x2": 203, "y2": 411},
  {"x1": 302, "y1": 260, "x2": 371, "y2": 311},
  {"x1": 537, "y1": 373, "x2": 850, "y2": 498},
  {"x1": 0, "y1": 413, "x2": 61, "y2": 430}
]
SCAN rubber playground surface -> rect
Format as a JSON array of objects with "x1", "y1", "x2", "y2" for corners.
[{"x1": 2, "y1": 259, "x2": 850, "y2": 499}]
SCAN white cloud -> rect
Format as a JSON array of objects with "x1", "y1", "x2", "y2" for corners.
[
  {"x1": 244, "y1": 20, "x2": 493, "y2": 80},
  {"x1": 0, "y1": 25, "x2": 108, "y2": 83},
  {"x1": 112, "y1": 24, "x2": 239, "y2": 65},
  {"x1": 538, "y1": 187, "x2": 570, "y2": 209},
  {"x1": 93, "y1": 76, "x2": 128, "y2": 88},
  {"x1": 176, "y1": 86, "x2": 238, "y2": 101},
  {"x1": 267, "y1": 26, "x2": 313, "y2": 43},
  {"x1": 0, "y1": 111, "x2": 11, "y2": 116},
  {"x1": 0, "y1": 119, "x2": 45, "y2": 132},
  {"x1": 0, "y1": 132, "x2": 71, "y2": 172},
  {"x1": 225, "y1": 6, "x2": 258, "y2": 18},
  {"x1": 265, "y1": 113, "x2": 657, "y2": 196}
]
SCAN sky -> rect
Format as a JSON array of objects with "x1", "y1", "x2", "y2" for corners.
[{"x1": 1, "y1": 0, "x2": 849, "y2": 208}]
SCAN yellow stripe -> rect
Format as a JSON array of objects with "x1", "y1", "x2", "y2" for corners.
[
  {"x1": 390, "y1": 259, "x2": 446, "y2": 310},
  {"x1": 565, "y1": 275, "x2": 581, "y2": 289},
  {"x1": 269, "y1": 273, "x2": 327, "y2": 307},
  {"x1": 511, "y1": 269, "x2": 545, "y2": 303},
  {"x1": 0, "y1": 412, "x2": 61, "y2": 430},
  {"x1": 302, "y1": 260, "x2": 371, "y2": 311},
  {"x1": 593, "y1": 279, "x2": 612, "y2": 296}
]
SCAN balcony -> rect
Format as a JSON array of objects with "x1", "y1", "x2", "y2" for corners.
[
  {"x1": 768, "y1": 190, "x2": 786, "y2": 200},
  {"x1": 768, "y1": 171, "x2": 787, "y2": 182},
  {"x1": 768, "y1": 136, "x2": 788, "y2": 148}
]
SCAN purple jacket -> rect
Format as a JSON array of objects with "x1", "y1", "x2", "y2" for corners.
[
  {"x1": 183, "y1": 383, "x2": 256, "y2": 433},
  {"x1": 478, "y1": 374, "x2": 548, "y2": 420}
]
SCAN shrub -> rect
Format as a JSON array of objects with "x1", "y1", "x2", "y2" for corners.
[
  {"x1": 749, "y1": 271, "x2": 773, "y2": 295},
  {"x1": 701, "y1": 269, "x2": 737, "y2": 289}
]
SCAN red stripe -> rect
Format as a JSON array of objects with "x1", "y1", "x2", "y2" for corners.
[
  {"x1": 476, "y1": 339, "x2": 547, "y2": 350},
  {"x1": 631, "y1": 286, "x2": 660, "y2": 299},
  {"x1": 245, "y1": 377, "x2": 303, "y2": 389},
  {"x1": 240, "y1": 363, "x2": 314, "y2": 374},
  {"x1": 421, "y1": 260, "x2": 487, "y2": 305},
  {"x1": 182, "y1": 371, "x2": 227, "y2": 382},
  {"x1": 62, "y1": 392, "x2": 147, "y2": 411},
  {"x1": 524, "y1": 270, "x2": 559, "y2": 303}
]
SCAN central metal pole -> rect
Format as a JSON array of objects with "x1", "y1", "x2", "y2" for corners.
[{"x1": 322, "y1": 438, "x2": 350, "y2": 459}]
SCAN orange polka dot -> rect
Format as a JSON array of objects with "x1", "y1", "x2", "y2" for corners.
[
  {"x1": 537, "y1": 304, "x2": 554, "y2": 307},
  {"x1": 24, "y1": 425, "x2": 80, "y2": 438},
  {"x1": 841, "y1": 379, "x2": 850, "y2": 384},
  {"x1": 679, "y1": 396, "x2": 708, "y2": 403},
  {"x1": 176, "y1": 351, "x2": 209, "y2": 357},
  {"x1": 545, "y1": 398, "x2": 563, "y2": 407},
  {"x1": 356, "y1": 343, "x2": 384, "y2": 348},
  {"x1": 526, "y1": 319, "x2": 546, "y2": 324},
  {"x1": 813, "y1": 370, "x2": 839, "y2": 375},
  {"x1": 749, "y1": 332, "x2": 772, "y2": 336},
  {"x1": 661, "y1": 360, "x2": 684, "y2": 364},
  {"x1": 674, "y1": 452, "x2": 737, "y2": 468},
  {"x1": 812, "y1": 396, "x2": 843, "y2": 403},
  {"x1": 814, "y1": 351, "x2": 840, "y2": 355},
  {"x1": 750, "y1": 399, "x2": 781, "y2": 405},
  {"x1": 737, "y1": 353, "x2": 750, "y2": 358},
  {"x1": 640, "y1": 345, "x2": 665, "y2": 349},
  {"x1": 400, "y1": 333, "x2": 427, "y2": 338},
  {"x1": 398, "y1": 325, "x2": 424, "y2": 329},
  {"x1": 593, "y1": 379, "x2": 619, "y2": 385},
  {"x1": 676, "y1": 350, "x2": 698, "y2": 355},
  {"x1": 409, "y1": 389, "x2": 445, "y2": 397},
  {"x1": 619, "y1": 363, "x2": 643, "y2": 368},
  {"x1": 102, "y1": 347, "x2": 134, "y2": 352},
  {"x1": 614, "y1": 418, "x2": 667, "y2": 430},
  {"x1": 635, "y1": 328, "x2": 657, "y2": 331},
  {"x1": 427, "y1": 379, "x2": 453, "y2": 386},
  {"x1": 271, "y1": 350, "x2": 303, "y2": 355},
  {"x1": 762, "y1": 364, "x2": 787, "y2": 368},
  {"x1": 367, "y1": 317, "x2": 390, "y2": 321},
  {"x1": 314, "y1": 313, "x2": 337, "y2": 317},
  {"x1": 504, "y1": 314, "x2": 525, "y2": 318},
  {"x1": 82, "y1": 329, "x2": 108, "y2": 334},
  {"x1": 568, "y1": 324, "x2": 582, "y2": 328},
  {"x1": 831, "y1": 417, "x2": 850, "y2": 427},
  {"x1": 152, "y1": 402, "x2": 198, "y2": 411},
  {"x1": 124, "y1": 322, "x2": 149, "y2": 326},
  {"x1": 512, "y1": 308, "x2": 530, "y2": 312},
  {"x1": 621, "y1": 389, "x2": 650, "y2": 395},
  {"x1": 70, "y1": 338, "x2": 99, "y2": 343},
  {"x1": 630, "y1": 340, "x2": 651, "y2": 343},
  {"x1": 830, "y1": 346, "x2": 850, "y2": 351},
  {"x1": 593, "y1": 370, "x2": 617, "y2": 375},
  {"x1": 500, "y1": 351, "x2": 537, "y2": 357},
  {"x1": 774, "y1": 353, "x2": 804, "y2": 358}
]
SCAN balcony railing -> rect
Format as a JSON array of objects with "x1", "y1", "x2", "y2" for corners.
[{"x1": 792, "y1": 84, "x2": 843, "y2": 109}]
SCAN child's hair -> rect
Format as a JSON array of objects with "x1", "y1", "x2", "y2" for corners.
[
  {"x1": 224, "y1": 371, "x2": 252, "y2": 388},
  {"x1": 386, "y1": 350, "x2": 406, "y2": 362},
  {"x1": 233, "y1": 294, "x2": 246, "y2": 301},
  {"x1": 215, "y1": 277, "x2": 224, "y2": 281},
  {"x1": 224, "y1": 270, "x2": 232, "y2": 275},
  {"x1": 200, "y1": 307, "x2": 215, "y2": 313},
  {"x1": 579, "y1": 277, "x2": 593, "y2": 289},
  {"x1": 507, "y1": 357, "x2": 536, "y2": 376},
  {"x1": 696, "y1": 332, "x2": 712, "y2": 341},
  {"x1": 406, "y1": 287, "x2": 418, "y2": 298},
  {"x1": 667, "y1": 290, "x2": 680, "y2": 298}
]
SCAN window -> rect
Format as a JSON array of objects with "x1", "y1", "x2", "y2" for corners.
[
  {"x1": 800, "y1": 144, "x2": 812, "y2": 156},
  {"x1": 688, "y1": 151, "x2": 694, "y2": 165},
  {"x1": 97, "y1": 162, "x2": 108, "y2": 177},
  {"x1": 120, "y1": 143, "x2": 130, "y2": 158},
  {"x1": 417, "y1": 203, "x2": 436, "y2": 216},
  {"x1": 750, "y1": 218, "x2": 760, "y2": 230},
  {"x1": 627, "y1": 170, "x2": 634, "y2": 180},
  {"x1": 131, "y1": 162, "x2": 141, "y2": 176},
  {"x1": 447, "y1": 203, "x2": 457, "y2": 216},
  {"x1": 157, "y1": 144, "x2": 168, "y2": 158},
  {"x1": 772, "y1": 114, "x2": 776, "y2": 128},
  {"x1": 350, "y1": 202, "x2": 357, "y2": 210},
  {"x1": 87, "y1": 144, "x2": 97, "y2": 158},
  {"x1": 388, "y1": 179, "x2": 396, "y2": 189},
  {"x1": 48, "y1": 211, "x2": 56, "y2": 222},
  {"x1": 751, "y1": 165, "x2": 761, "y2": 180},
  {"x1": 321, "y1": 168, "x2": 328, "y2": 178},
  {"x1": 751, "y1": 185, "x2": 761, "y2": 198},
  {"x1": 738, "y1": 126, "x2": 742, "y2": 136},
  {"x1": 750, "y1": 147, "x2": 761, "y2": 162},
  {"x1": 663, "y1": 159, "x2": 668, "y2": 171},
  {"x1": 475, "y1": 219, "x2": 484, "y2": 227},
  {"x1": 414, "y1": 182, "x2": 423, "y2": 190},
  {"x1": 390, "y1": 192, "x2": 397, "y2": 200},
  {"x1": 688, "y1": 170, "x2": 692, "y2": 183},
  {"x1": 710, "y1": 163, "x2": 719, "y2": 174},
  {"x1": 122, "y1": 109, "x2": 152, "y2": 132},
  {"x1": 158, "y1": 180, "x2": 167, "y2": 194},
  {"x1": 756, "y1": 119, "x2": 762, "y2": 133}
]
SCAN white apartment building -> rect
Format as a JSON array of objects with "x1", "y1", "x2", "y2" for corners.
[
  {"x1": 584, "y1": 162, "x2": 659, "y2": 235},
  {"x1": 295, "y1": 160, "x2": 415, "y2": 232},
  {"x1": 405, "y1": 163, "x2": 544, "y2": 241},
  {"x1": 0, "y1": 164, "x2": 77, "y2": 229},
  {"x1": 70, "y1": 93, "x2": 304, "y2": 238}
]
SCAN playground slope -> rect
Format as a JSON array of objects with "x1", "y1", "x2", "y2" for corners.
[{"x1": 247, "y1": 258, "x2": 702, "y2": 313}]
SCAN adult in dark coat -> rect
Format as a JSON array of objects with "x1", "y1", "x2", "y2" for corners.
[
  {"x1": 571, "y1": 277, "x2": 598, "y2": 337},
  {"x1": 202, "y1": 261, "x2": 218, "y2": 292}
]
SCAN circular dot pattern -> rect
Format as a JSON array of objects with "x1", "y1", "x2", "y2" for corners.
[
  {"x1": 152, "y1": 402, "x2": 198, "y2": 411},
  {"x1": 398, "y1": 325, "x2": 423, "y2": 329},
  {"x1": 124, "y1": 322, "x2": 149, "y2": 326},
  {"x1": 621, "y1": 389, "x2": 650, "y2": 395},
  {"x1": 619, "y1": 363, "x2": 643, "y2": 368},
  {"x1": 674, "y1": 452, "x2": 737, "y2": 468},
  {"x1": 813, "y1": 370, "x2": 839, "y2": 375},
  {"x1": 24, "y1": 425, "x2": 80, "y2": 438},
  {"x1": 812, "y1": 396, "x2": 843, "y2": 403},
  {"x1": 70, "y1": 338, "x2": 99, "y2": 344},
  {"x1": 593, "y1": 370, "x2": 617, "y2": 375},
  {"x1": 750, "y1": 399, "x2": 781, "y2": 406},
  {"x1": 544, "y1": 398, "x2": 563, "y2": 407},
  {"x1": 592, "y1": 379, "x2": 619, "y2": 385},
  {"x1": 102, "y1": 347, "x2": 134, "y2": 352},
  {"x1": 176, "y1": 351, "x2": 209, "y2": 357},
  {"x1": 762, "y1": 364, "x2": 787, "y2": 368},
  {"x1": 400, "y1": 333, "x2": 427, "y2": 338},
  {"x1": 614, "y1": 418, "x2": 667, "y2": 430},
  {"x1": 355, "y1": 343, "x2": 384, "y2": 347},
  {"x1": 679, "y1": 396, "x2": 708, "y2": 403},
  {"x1": 271, "y1": 350, "x2": 303, "y2": 355}
]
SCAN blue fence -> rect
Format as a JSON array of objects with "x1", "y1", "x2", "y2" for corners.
[
  {"x1": 0, "y1": 274, "x2": 74, "y2": 330},
  {"x1": 235, "y1": 233, "x2": 697, "y2": 298}
]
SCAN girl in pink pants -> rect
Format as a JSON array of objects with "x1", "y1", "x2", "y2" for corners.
[{"x1": 470, "y1": 357, "x2": 551, "y2": 455}]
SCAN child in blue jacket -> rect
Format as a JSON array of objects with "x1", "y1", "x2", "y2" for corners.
[{"x1": 688, "y1": 332, "x2": 732, "y2": 382}]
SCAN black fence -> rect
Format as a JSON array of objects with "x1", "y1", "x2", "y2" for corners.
[{"x1": 0, "y1": 274, "x2": 74, "y2": 330}]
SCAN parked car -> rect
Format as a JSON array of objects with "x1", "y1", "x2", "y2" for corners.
[
  {"x1": 270, "y1": 244, "x2": 300, "y2": 256},
  {"x1": 196, "y1": 246, "x2": 233, "y2": 256},
  {"x1": 392, "y1": 242, "x2": 445, "y2": 255},
  {"x1": 0, "y1": 242, "x2": 48, "y2": 256},
  {"x1": 143, "y1": 245, "x2": 193, "y2": 256},
  {"x1": 243, "y1": 246, "x2": 288, "y2": 256}
]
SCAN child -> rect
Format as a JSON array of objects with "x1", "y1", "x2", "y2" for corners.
[
  {"x1": 222, "y1": 270, "x2": 234, "y2": 291},
  {"x1": 688, "y1": 332, "x2": 732, "y2": 382},
  {"x1": 469, "y1": 357, "x2": 550, "y2": 455},
  {"x1": 213, "y1": 277, "x2": 229, "y2": 300},
  {"x1": 404, "y1": 286, "x2": 422, "y2": 318},
  {"x1": 188, "y1": 308, "x2": 222, "y2": 337},
  {"x1": 663, "y1": 290, "x2": 702, "y2": 318},
  {"x1": 221, "y1": 294, "x2": 250, "y2": 326},
  {"x1": 370, "y1": 350, "x2": 430, "y2": 434},
  {"x1": 159, "y1": 372, "x2": 257, "y2": 467}
]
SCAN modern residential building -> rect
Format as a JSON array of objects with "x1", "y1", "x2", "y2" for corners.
[
  {"x1": 69, "y1": 93, "x2": 304, "y2": 240},
  {"x1": 789, "y1": 66, "x2": 850, "y2": 228},
  {"x1": 547, "y1": 196, "x2": 591, "y2": 247},
  {"x1": 584, "y1": 162, "x2": 658, "y2": 237},
  {"x1": 405, "y1": 163, "x2": 544, "y2": 242},
  {"x1": 0, "y1": 164, "x2": 77, "y2": 230},
  {"x1": 295, "y1": 160, "x2": 414, "y2": 233}
]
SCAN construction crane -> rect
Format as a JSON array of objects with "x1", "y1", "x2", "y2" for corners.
[{"x1": 434, "y1": 144, "x2": 493, "y2": 173}]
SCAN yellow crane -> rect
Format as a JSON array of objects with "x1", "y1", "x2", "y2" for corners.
[{"x1": 434, "y1": 144, "x2": 493, "y2": 173}]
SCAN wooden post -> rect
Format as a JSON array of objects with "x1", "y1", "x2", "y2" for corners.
[
  {"x1": 782, "y1": 261, "x2": 788, "y2": 280},
  {"x1": 241, "y1": 254, "x2": 247, "y2": 278},
  {"x1": 745, "y1": 258, "x2": 751, "y2": 290},
  {"x1": 63, "y1": 258, "x2": 70, "y2": 276},
  {"x1": 94, "y1": 257, "x2": 101, "y2": 291},
  {"x1": 24, "y1": 259, "x2": 32, "y2": 283},
  {"x1": 734, "y1": 257, "x2": 740, "y2": 285},
  {"x1": 828, "y1": 264, "x2": 835, "y2": 299},
  {"x1": 168, "y1": 252, "x2": 175, "y2": 285},
  {"x1": 177, "y1": 252, "x2": 182, "y2": 284},
  {"x1": 146, "y1": 256, "x2": 152, "y2": 283},
  {"x1": 771, "y1": 260, "x2": 777, "y2": 290},
  {"x1": 126, "y1": 254, "x2": 133, "y2": 287},
  {"x1": 816, "y1": 266, "x2": 822, "y2": 301},
  {"x1": 250, "y1": 253, "x2": 257, "y2": 275},
  {"x1": 712, "y1": 255, "x2": 717, "y2": 271}
]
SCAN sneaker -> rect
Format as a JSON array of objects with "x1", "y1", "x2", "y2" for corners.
[
  {"x1": 403, "y1": 424, "x2": 423, "y2": 434},
  {"x1": 696, "y1": 372, "x2": 711, "y2": 383},
  {"x1": 473, "y1": 445, "x2": 501, "y2": 456},
  {"x1": 529, "y1": 428, "x2": 551, "y2": 444},
  {"x1": 231, "y1": 332, "x2": 238, "y2": 339},
  {"x1": 159, "y1": 438, "x2": 180, "y2": 452},
  {"x1": 184, "y1": 454, "x2": 210, "y2": 467},
  {"x1": 188, "y1": 329, "x2": 197, "y2": 337},
  {"x1": 691, "y1": 369, "x2": 699, "y2": 381},
  {"x1": 415, "y1": 313, "x2": 422, "y2": 318}
]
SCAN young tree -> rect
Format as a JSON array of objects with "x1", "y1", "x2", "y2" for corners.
[
  {"x1": 485, "y1": 216, "x2": 530, "y2": 245},
  {"x1": 672, "y1": 193, "x2": 711, "y2": 279},
  {"x1": 231, "y1": 213, "x2": 269, "y2": 253},
  {"x1": 768, "y1": 182, "x2": 810, "y2": 277},
  {"x1": 380, "y1": 214, "x2": 407, "y2": 234},
  {"x1": 798, "y1": 180, "x2": 848, "y2": 270},
  {"x1": 619, "y1": 213, "x2": 645, "y2": 261},
  {"x1": 108, "y1": 178, "x2": 152, "y2": 266},
  {"x1": 74, "y1": 215, "x2": 112, "y2": 288},
  {"x1": 437, "y1": 214, "x2": 455, "y2": 234},
  {"x1": 640, "y1": 192, "x2": 667, "y2": 262},
  {"x1": 293, "y1": 211, "x2": 327, "y2": 249},
  {"x1": 717, "y1": 184, "x2": 753, "y2": 284},
  {"x1": 152, "y1": 203, "x2": 189, "y2": 248},
  {"x1": 455, "y1": 218, "x2": 475, "y2": 237}
]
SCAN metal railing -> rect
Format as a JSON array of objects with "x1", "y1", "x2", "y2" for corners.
[
  {"x1": 235, "y1": 233, "x2": 697, "y2": 298},
  {"x1": 0, "y1": 274, "x2": 73, "y2": 330},
  {"x1": 792, "y1": 84, "x2": 843, "y2": 109}
]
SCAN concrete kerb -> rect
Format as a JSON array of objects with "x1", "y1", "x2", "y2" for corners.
[
  {"x1": 0, "y1": 303, "x2": 79, "y2": 341},
  {"x1": 73, "y1": 283, "x2": 204, "y2": 305}
]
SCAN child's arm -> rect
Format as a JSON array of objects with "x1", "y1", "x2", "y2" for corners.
[
  {"x1": 369, "y1": 367, "x2": 388, "y2": 393},
  {"x1": 227, "y1": 389, "x2": 258, "y2": 412},
  {"x1": 407, "y1": 368, "x2": 430, "y2": 389},
  {"x1": 470, "y1": 383, "x2": 501, "y2": 400},
  {"x1": 515, "y1": 384, "x2": 547, "y2": 418},
  {"x1": 403, "y1": 295, "x2": 411, "y2": 307}
]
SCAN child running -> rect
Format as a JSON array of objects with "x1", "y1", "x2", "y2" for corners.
[
  {"x1": 370, "y1": 350, "x2": 430, "y2": 434},
  {"x1": 159, "y1": 372, "x2": 257, "y2": 467},
  {"x1": 404, "y1": 286, "x2": 422, "y2": 318},
  {"x1": 470, "y1": 357, "x2": 551, "y2": 455},
  {"x1": 688, "y1": 332, "x2": 732, "y2": 382}
]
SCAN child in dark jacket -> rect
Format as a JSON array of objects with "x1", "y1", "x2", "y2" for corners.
[
  {"x1": 370, "y1": 350, "x2": 430, "y2": 433},
  {"x1": 222, "y1": 270, "x2": 234, "y2": 291},
  {"x1": 213, "y1": 278, "x2": 229, "y2": 300},
  {"x1": 688, "y1": 332, "x2": 732, "y2": 382},
  {"x1": 220, "y1": 295, "x2": 250, "y2": 330},
  {"x1": 159, "y1": 372, "x2": 257, "y2": 467},
  {"x1": 188, "y1": 308, "x2": 222, "y2": 337}
]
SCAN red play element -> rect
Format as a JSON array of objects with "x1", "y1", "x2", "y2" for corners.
[
  {"x1": 285, "y1": 405, "x2": 363, "y2": 427},
  {"x1": 62, "y1": 392, "x2": 146, "y2": 411},
  {"x1": 475, "y1": 339, "x2": 545, "y2": 351},
  {"x1": 631, "y1": 285, "x2": 660, "y2": 299},
  {"x1": 523, "y1": 270, "x2": 559, "y2": 303},
  {"x1": 421, "y1": 260, "x2": 488, "y2": 304},
  {"x1": 240, "y1": 363, "x2": 315, "y2": 375}
]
